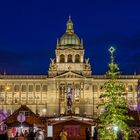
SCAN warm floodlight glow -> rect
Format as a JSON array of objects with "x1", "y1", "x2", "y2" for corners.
[
  {"x1": 42, "y1": 108, "x2": 47, "y2": 113},
  {"x1": 112, "y1": 125, "x2": 119, "y2": 131},
  {"x1": 5, "y1": 86, "x2": 10, "y2": 91}
]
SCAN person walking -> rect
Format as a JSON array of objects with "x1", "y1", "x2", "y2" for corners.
[
  {"x1": 59, "y1": 128, "x2": 68, "y2": 140},
  {"x1": 35, "y1": 130, "x2": 45, "y2": 140},
  {"x1": 93, "y1": 127, "x2": 97, "y2": 140},
  {"x1": 27, "y1": 129, "x2": 35, "y2": 140},
  {"x1": 85, "y1": 128, "x2": 91, "y2": 140}
]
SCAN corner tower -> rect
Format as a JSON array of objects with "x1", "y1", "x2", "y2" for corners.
[{"x1": 48, "y1": 17, "x2": 92, "y2": 77}]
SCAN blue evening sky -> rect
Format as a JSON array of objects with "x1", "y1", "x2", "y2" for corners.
[{"x1": 0, "y1": 0, "x2": 139, "y2": 75}]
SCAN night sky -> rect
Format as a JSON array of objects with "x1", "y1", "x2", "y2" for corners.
[{"x1": 0, "y1": 0, "x2": 140, "y2": 75}]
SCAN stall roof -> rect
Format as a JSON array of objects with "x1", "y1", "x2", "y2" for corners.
[{"x1": 3, "y1": 105, "x2": 44, "y2": 128}]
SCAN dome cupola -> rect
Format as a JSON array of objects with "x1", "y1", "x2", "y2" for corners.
[{"x1": 59, "y1": 16, "x2": 81, "y2": 46}]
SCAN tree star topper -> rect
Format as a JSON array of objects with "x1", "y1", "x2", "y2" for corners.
[{"x1": 109, "y1": 46, "x2": 115, "y2": 54}]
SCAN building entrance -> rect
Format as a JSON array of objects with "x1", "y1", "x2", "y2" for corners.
[{"x1": 64, "y1": 125, "x2": 80, "y2": 137}]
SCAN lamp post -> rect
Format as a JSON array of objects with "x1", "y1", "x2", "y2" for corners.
[
  {"x1": 54, "y1": 112, "x2": 56, "y2": 117},
  {"x1": 42, "y1": 108, "x2": 47, "y2": 117},
  {"x1": 0, "y1": 96, "x2": 4, "y2": 110},
  {"x1": 0, "y1": 86, "x2": 3, "y2": 110},
  {"x1": 5, "y1": 85, "x2": 11, "y2": 112},
  {"x1": 93, "y1": 85, "x2": 94, "y2": 118},
  {"x1": 35, "y1": 96, "x2": 38, "y2": 115},
  {"x1": 84, "y1": 111, "x2": 87, "y2": 117}
]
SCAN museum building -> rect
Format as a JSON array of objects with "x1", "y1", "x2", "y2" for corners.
[{"x1": 0, "y1": 17, "x2": 139, "y2": 117}]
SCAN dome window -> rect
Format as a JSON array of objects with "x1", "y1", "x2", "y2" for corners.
[
  {"x1": 67, "y1": 54, "x2": 73, "y2": 63},
  {"x1": 75, "y1": 54, "x2": 80, "y2": 63},
  {"x1": 60, "y1": 54, "x2": 65, "y2": 63}
]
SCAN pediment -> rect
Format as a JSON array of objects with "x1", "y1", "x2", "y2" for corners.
[
  {"x1": 48, "y1": 116, "x2": 95, "y2": 125},
  {"x1": 54, "y1": 71, "x2": 85, "y2": 78}
]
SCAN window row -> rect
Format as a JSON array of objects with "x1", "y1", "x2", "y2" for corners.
[
  {"x1": 0, "y1": 84, "x2": 47, "y2": 92},
  {"x1": 60, "y1": 107, "x2": 80, "y2": 115},
  {"x1": 0, "y1": 99, "x2": 47, "y2": 104},
  {"x1": 61, "y1": 38, "x2": 79, "y2": 45},
  {"x1": 60, "y1": 54, "x2": 80, "y2": 63},
  {"x1": 59, "y1": 86, "x2": 80, "y2": 103}
]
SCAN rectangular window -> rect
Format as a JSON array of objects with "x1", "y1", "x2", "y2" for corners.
[
  {"x1": 28, "y1": 96, "x2": 34, "y2": 104},
  {"x1": 14, "y1": 85, "x2": 20, "y2": 92},
  {"x1": 36, "y1": 85, "x2": 40, "y2": 92},
  {"x1": 128, "y1": 85, "x2": 133, "y2": 92},
  {"x1": 75, "y1": 85, "x2": 80, "y2": 103},
  {"x1": 19, "y1": 111, "x2": 30, "y2": 116},
  {"x1": 0, "y1": 85, "x2": 4, "y2": 92},
  {"x1": 25, "y1": 111, "x2": 30, "y2": 116},
  {"x1": 21, "y1": 85, "x2": 26, "y2": 92},
  {"x1": 29, "y1": 85, "x2": 33, "y2": 92},
  {"x1": 42, "y1": 85, "x2": 47, "y2": 92},
  {"x1": 93, "y1": 85, "x2": 97, "y2": 92}
]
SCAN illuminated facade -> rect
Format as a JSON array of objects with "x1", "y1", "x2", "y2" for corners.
[{"x1": 0, "y1": 17, "x2": 139, "y2": 117}]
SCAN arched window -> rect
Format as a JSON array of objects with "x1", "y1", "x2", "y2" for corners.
[
  {"x1": 75, "y1": 54, "x2": 80, "y2": 63},
  {"x1": 75, "y1": 107, "x2": 80, "y2": 115},
  {"x1": 21, "y1": 85, "x2": 26, "y2": 92},
  {"x1": 75, "y1": 84, "x2": 80, "y2": 102},
  {"x1": 14, "y1": 85, "x2": 19, "y2": 92},
  {"x1": 60, "y1": 87, "x2": 65, "y2": 102},
  {"x1": 60, "y1": 54, "x2": 65, "y2": 63},
  {"x1": 67, "y1": 54, "x2": 72, "y2": 63},
  {"x1": 36, "y1": 85, "x2": 41, "y2": 92},
  {"x1": 29, "y1": 85, "x2": 33, "y2": 92},
  {"x1": 42, "y1": 85, "x2": 47, "y2": 92},
  {"x1": 60, "y1": 107, "x2": 65, "y2": 114}
]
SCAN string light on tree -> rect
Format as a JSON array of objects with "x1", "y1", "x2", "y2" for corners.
[{"x1": 98, "y1": 46, "x2": 133, "y2": 140}]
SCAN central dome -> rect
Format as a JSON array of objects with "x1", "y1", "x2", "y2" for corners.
[
  {"x1": 60, "y1": 33, "x2": 80, "y2": 46},
  {"x1": 59, "y1": 16, "x2": 81, "y2": 46}
]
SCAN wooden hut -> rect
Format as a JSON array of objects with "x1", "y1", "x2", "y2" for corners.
[
  {"x1": 47, "y1": 116, "x2": 96, "y2": 140},
  {"x1": 3, "y1": 105, "x2": 44, "y2": 128},
  {"x1": 2, "y1": 105, "x2": 45, "y2": 138}
]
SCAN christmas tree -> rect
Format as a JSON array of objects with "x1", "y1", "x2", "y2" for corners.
[{"x1": 98, "y1": 47, "x2": 132, "y2": 140}]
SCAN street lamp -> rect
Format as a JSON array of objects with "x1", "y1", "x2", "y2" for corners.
[
  {"x1": 42, "y1": 108, "x2": 47, "y2": 117},
  {"x1": 5, "y1": 85, "x2": 11, "y2": 112},
  {"x1": 84, "y1": 111, "x2": 87, "y2": 117},
  {"x1": 54, "y1": 112, "x2": 56, "y2": 117},
  {"x1": 0, "y1": 96, "x2": 4, "y2": 110},
  {"x1": 35, "y1": 96, "x2": 38, "y2": 115}
]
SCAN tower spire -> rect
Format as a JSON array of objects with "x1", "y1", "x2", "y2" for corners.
[{"x1": 66, "y1": 16, "x2": 74, "y2": 34}]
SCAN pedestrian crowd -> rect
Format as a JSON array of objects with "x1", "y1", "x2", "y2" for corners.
[
  {"x1": 129, "y1": 128, "x2": 140, "y2": 140},
  {"x1": 0, "y1": 128, "x2": 46, "y2": 140},
  {"x1": 1, "y1": 126, "x2": 140, "y2": 140},
  {"x1": 85, "y1": 127, "x2": 98, "y2": 140},
  {"x1": 0, "y1": 131, "x2": 8, "y2": 140}
]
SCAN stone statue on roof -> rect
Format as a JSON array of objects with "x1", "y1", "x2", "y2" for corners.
[
  {"x1": 85, "y1": 58, "x2": 91, "y2": 70},
  {"x1": 49, "y1": 58, "x2": 56, "y2": 70}
]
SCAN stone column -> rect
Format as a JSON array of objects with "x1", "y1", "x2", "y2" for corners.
[
  {"x1": 72, "y1": 54, "x2": 75, "y2": 62},
  {"x1": 65, "y1": 54, "x2": 68, "y2": 63}
]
